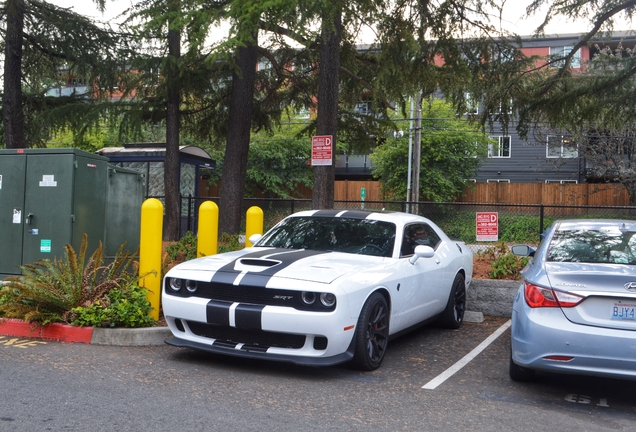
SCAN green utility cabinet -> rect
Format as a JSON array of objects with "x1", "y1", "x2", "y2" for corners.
[{"x1": 0, "y1": 148, "x2": 144, "y2": 279}]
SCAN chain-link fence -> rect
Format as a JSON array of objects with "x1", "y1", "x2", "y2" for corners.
[{"x1": 180, "y1": 195, "x2": 636, "y2": 253}]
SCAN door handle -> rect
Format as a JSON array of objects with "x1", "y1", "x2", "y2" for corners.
[{"x1": 25, "y1": 213, "x2": 34, "y2": 224}]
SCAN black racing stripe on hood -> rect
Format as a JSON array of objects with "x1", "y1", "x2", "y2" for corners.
[
  {"x1": 239, "y1": 249, "x2": 331, "y2": 287},
  {"x1": 210, "y1": 248, "x2": 281, "y2": 284}
]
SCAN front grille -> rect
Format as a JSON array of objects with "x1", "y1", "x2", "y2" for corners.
[
  {"x1": 187, "y1": 321, "x2": 306, "y2": 349},
  {"x1": 196, "y1": 282, "x2": 298, "y2": 306}
]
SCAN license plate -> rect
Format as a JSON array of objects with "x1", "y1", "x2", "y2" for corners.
[{"x1": 611, "y1": 303, "x2": 636, "y2": 320}]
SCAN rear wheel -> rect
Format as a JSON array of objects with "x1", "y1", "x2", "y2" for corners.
[
  {"x1": 351, "y1": 292, "x2": 390, "y2": 371},
  {"x1": 509, "y1": 354, "x2": 536, "y2": 382},
  {"x1": 437, "y1": 273, "x2": 466, "y2": 329}
]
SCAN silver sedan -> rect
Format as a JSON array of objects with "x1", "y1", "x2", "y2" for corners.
[{"x1": 510, "y1": 219, "x2": 636, "y2": 381}]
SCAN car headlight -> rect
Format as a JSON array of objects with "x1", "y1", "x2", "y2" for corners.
[
  {"x1": 301, "y1": 291, "x2": 316, "y2": 305},
  {"x1": 186, "y1": 280, "x2": 198, "y2": 293},
  {"x1": 169, "y1": 278, "x2": 183, "y2": 292},
  {"x1": 320, "y1": 292, "x2": 336, "y2": 308}
]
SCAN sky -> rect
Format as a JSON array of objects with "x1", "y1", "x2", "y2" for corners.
[{"x1": 48, "y1": 0, "x2": 601, "y2": 38}]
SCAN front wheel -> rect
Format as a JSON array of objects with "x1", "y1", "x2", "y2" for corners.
[
  {"x1": 351, "y1": 292, "x2": 390, "y2": 371},
  {"x1": 437, "y1": 273, "x2": 466, "y2": 329}
]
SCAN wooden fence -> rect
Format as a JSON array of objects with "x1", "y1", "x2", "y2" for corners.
[
  {"x1": 457, "y1": 182, "x2": 630, "y2": 206},
  {"x1": 333, "y1": 181, "x2": 631, "y2": 207},
  {"x1": 201, "y1": 179, "x2": 632, "y2": 207}
]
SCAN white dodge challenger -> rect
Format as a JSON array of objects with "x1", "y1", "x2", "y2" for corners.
[{"x1": 162, "y1": 210, "x2": 473, "y2": 370}]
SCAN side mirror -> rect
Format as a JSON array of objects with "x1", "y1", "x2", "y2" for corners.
[
  {"x1": 248, "y1": 233, "x2": 263, "y2": 246},
  {"x1": 511, "y1": 244, "x2": 535, "y2": 257},
  {"x1": 409, "y1": 245, "x2": 435, "y2": 264}
]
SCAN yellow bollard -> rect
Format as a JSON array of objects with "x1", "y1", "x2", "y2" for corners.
[
  {"x1": 197, "y1": 201, "x2": 218, "y2": 257},
  {"x1": 245, "y1": 206, "x2": 264, "y2": 247},
  {"x1": 139, "y1": 198, "x2": 163, "y2": 321}
]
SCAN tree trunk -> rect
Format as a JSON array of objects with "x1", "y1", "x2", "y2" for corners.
[
  {"x1": 218, "y1": 34, "x2": 259, "y2": 236},
  {"x1": 163, "y1": 3, "x2": 181, "y2": 241},
  {"x1": 3, "y1": 0, "x2": 26, "y2": 149},
  {"x1": 312, "y1": 10, "x2": 342, "y2": 210},
  {"x1": 627, "y1": 181, "x2": 636, "y2": 206}
]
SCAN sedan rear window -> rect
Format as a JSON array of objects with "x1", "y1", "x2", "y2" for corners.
[
  {"x1": 548, "y1": 228, "x2": 636, "y2": 264},
  {"x1": 256, "y1": 217, "x2": 396, "y2": 257}
]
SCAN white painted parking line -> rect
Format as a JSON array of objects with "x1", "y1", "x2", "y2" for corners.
[{"x1": 422, "y1": 319, "x2": 511, "y2": 390}]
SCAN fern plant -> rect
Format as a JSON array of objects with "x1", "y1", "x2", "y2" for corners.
[{"x1": 0, "y1": 234, "x2": 141, "y2": 327}]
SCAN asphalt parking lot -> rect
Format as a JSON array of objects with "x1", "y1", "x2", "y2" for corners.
[{"x1": 2, "y1": 315, "x2": 635, "y2": 431}]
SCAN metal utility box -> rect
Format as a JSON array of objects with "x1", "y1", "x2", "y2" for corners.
[
  {"x1": 104, "y1": 165, "x2": 144, "y2": 259},
  {"x1": 0, "y1": 148, "x2": 144, "y2": 279}
]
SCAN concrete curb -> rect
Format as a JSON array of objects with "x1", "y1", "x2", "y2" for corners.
[
  {"x1": 0, "y1": 319, "x2": 93, "y2": 343},
  {"x1": 0, "y1": 318, "x2": 170, "y2": 346},
  {"x1": 468, "y1": 278, "x2": 520, "y2": 318}
]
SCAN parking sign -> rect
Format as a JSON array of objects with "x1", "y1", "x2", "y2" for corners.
[
  {"x1": 311, "y1": 135, "x2": 333, "y2": 166},
  {"x1": 476, "y1": 212, "x2": 499, "y2": 241}
]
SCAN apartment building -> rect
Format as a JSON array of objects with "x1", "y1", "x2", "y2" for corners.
[{"x1": 337, "y1": 31, "x2": 636, "y2": 184}]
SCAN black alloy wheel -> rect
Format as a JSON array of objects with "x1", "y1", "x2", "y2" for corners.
[
  {"x1": 352, "y1": 292, "x2": 390, "y2": 371},
  {"x1": 438, "y1": 273, "x2": 466, "y2": 329}
]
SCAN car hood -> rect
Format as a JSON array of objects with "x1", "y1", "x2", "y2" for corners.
[
  {"x1": 545, "y1": 262, "x2": 636, "y2": 293},
  {"x1": 169, "y1": 247, "x2": 384, "y2": 284}
]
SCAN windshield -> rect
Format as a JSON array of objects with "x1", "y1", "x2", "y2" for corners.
[
  {"x1": 256, "y1": 216, "x2": 396, "y2": 257},
  {"x1": 548, "y1": 228, "x2": 636, "y2": 264}
]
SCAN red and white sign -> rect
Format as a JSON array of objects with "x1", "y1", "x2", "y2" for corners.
[
  {"x1": 311, "y1": 135, "x2": 333, "y2": 166},
  {"x1": 476, "y1": 212, "x2": 499, "y2": 241}
]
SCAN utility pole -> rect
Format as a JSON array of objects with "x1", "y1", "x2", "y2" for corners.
[
  {"x1": 406, "y1": 97, "x2": 414, "y2": 214},
  {"x1": 412, "y1": 93, "x2": 422, "y2": 215}
]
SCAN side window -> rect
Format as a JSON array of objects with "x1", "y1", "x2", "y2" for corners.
[
  {"x1": 400, "y1": 224, "x2": 441, "y2": 257},
  {"x1": 420, "y1": 224, "x2": 441, "y2": 249}
]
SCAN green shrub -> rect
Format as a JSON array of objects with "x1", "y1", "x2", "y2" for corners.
[
  {"x1": 69, "y1": 284, "x2": 155, "y2": 328},
  {"x1": 489, "y1": 253, "x2": 530, "y2": 280},
  {"x1": 218, "y1": 233, "x2": 241, "y2": 254},
  {"x1": 165, "y1": 231, "x2": 198, "y2": 261},
  {"x1": 0, "y1": 234, "x2": 141, "y2": 326}
]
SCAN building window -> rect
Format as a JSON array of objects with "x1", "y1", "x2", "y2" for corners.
[
  {"x1": 488, "y1": 136, "x2": 511, "y2": 158},
  {"x1": 545, "y1": 180, "x2": 578, "y2": 184},
  {"x1": 549, "y1": 46, "x2": 581, "y2": 68},
  {"x1": 486, "y1": 179, "x2": 510, "y2": 183},
  {"x1": 547, "y1": 136, "x2": 578, "y2": 158}
]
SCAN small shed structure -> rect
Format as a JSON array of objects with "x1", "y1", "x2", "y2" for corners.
[{"x1": 97, "y1": 143, "x2": 216, "y2": 199}]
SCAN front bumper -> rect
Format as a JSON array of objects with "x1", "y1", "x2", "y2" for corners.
[
  {"x1": 511, "y1": 288, "x2": 636, "y2": 380},
  {"x1": 165, "y1": 335, "x2": 355, "y2": 366},
  {"x1": 162, "y1": 292, "x2": 358, "y2": 366}
]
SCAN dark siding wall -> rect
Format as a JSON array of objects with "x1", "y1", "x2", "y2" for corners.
[{"x1": 474, "y1": 123, "x2": 582, "y2": 183}]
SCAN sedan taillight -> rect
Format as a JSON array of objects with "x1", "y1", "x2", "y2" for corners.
[{"x1": 524, "y1": 281, "x2": 584, "y2": 308}]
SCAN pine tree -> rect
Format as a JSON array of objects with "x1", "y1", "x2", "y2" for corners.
[{"x1": 1, "y1": 0, "x2": 123, "y2": 149}]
